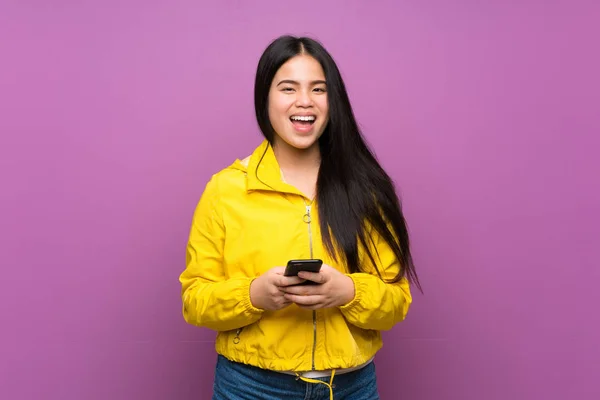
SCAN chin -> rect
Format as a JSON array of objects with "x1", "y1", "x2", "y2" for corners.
[{"x1": 283, "y1": 134, "x2": 320, "y2": 151}]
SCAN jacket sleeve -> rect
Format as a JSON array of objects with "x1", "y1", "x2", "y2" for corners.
[
  {"x1": 339, "y1": 232, "x2": 412, "y2": 331},
  {"x1": 179, "y1": 175, "x2": 264, "y2": 332}
]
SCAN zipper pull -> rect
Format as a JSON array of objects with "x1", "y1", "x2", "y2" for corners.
[
  {"x1": 303, "y1": 205, "x2": 311, "y2": 223},
  {"x1": 233, "y1": 328, "x2": 242, "y2": 344}
]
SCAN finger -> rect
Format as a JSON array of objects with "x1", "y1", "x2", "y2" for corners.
[
  {"x1": 294, "y1": 300, "x2": 325, "y2": 310},
  {"x1": 274, "y1": 276, "x2": 306, "y2": 287},
  {"x1": 283, "y1": 285, "x2": 319, "y2": 296},
  {"x1": 297, "y1": 271, "x2": 326, "y2": 284},
  {"x1": 284, "y1": 293, "x2": 322, "y2": 306}
]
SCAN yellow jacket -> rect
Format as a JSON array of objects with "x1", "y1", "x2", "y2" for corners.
[{"x1": 179, "y1": 140, "x2": 412, "y2": 372}]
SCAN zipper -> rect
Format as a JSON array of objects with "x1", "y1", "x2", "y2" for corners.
[
  {"x1": 303, "y1": 203, "x2": 317, "y2": 371},
  {"x1": 304, "y1": 205, "x2": 314, "y2": 259}
]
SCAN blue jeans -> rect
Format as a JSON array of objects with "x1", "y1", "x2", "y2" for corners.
[{"x1": 212, "y1": 355, "x2": 380, "y2": 400}]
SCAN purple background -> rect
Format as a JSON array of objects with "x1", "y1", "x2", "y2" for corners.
[{"x1": 1, "y1": 1, "x2": 599, "y2": 399}]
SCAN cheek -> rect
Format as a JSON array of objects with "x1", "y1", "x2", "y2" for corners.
[
  {"x1": 269, "y1": 96, "x2": 292, "y2": 117},
  {"x1": 317, "y1": 98, "x2": 329, "y2": 119},
  {"x1": 268, "y1": 101, "x2": 288, "y2": 132}
]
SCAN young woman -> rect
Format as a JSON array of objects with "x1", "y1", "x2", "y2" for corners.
[{"x1": 179, "y1": 35, "x2": 421, "y2": 400}]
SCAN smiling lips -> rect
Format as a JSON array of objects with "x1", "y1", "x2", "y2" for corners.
[{"x1": 290, "y1": 115, "x2": 316, "y2": 133}]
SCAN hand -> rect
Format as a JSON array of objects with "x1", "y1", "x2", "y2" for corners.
[
  {"x1": 250, "y1": 267, "x2": 306, "y2": 311},
  {"x1": 282, "y1": 264, "x2": 355, "y2": 310}
]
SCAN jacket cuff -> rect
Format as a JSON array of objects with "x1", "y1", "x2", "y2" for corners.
[
  {"x1": 339, "y1": 274, "x2": 366, "y2": 311},
  {"x1": 240, "y1": 278, "x2": 264, "y2": 314}
]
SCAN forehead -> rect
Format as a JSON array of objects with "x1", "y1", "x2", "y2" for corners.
[{"x1": 273, "y1": 55, "x2": 325, "y2": 81}]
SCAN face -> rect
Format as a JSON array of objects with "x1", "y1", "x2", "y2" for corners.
[{"x1": 268, "y1": 54, "x2": 329, "y2": 151}]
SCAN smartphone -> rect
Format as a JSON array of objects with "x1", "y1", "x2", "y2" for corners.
[{"x1": 284, "y1": 259, "x2": 323, "y2": 285}]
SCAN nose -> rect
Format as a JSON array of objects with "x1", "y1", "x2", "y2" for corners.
[{"x1": 295, "y1": 89, "x2": 313, "y2": 108}]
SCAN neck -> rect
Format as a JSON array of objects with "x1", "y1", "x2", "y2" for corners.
[
  {"x1": 272, "y1": 138, "x2": 320, "y2": 200},
  {"x1": 272, "y1": 139, "x2": 321, "y2": 172}
]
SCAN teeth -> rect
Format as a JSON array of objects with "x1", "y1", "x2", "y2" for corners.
[{"x1": 291, "y1": 115, "x2": 315, "y2": 122}]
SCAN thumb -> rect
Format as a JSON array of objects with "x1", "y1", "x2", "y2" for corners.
[{"x1": 272, "y1": 266, "x2": 286, "y2": 275}]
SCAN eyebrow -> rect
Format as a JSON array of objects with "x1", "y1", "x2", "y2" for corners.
[{"x1": 276, "y1": 79, "x2": 327, "y2": 86}]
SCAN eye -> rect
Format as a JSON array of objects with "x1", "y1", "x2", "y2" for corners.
[
  {"x1": 281, "y1": 87, "x2": 295, "y2": 93},
  {"x1": 313, "y1": 87, "x2": 327, "y2": 93}
]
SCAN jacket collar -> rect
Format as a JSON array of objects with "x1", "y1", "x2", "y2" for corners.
[{"x1": 241, "y1": 140, "x2": 303, "y2": 196}]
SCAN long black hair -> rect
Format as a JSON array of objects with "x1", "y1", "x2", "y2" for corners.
[{"x1": 254, "y1": 35, "x2": 421, "y2": 290}]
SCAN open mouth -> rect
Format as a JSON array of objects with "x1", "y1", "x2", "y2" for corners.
[{"x1": 290, "y1": 115, "x2": 316, "y2": 126}]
